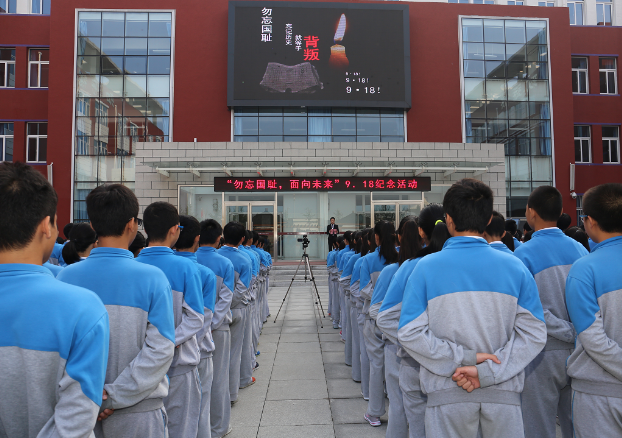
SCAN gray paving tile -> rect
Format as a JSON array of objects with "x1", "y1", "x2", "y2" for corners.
[
  {"x1": 277, "y1": 342, "x2": 321, "y2": 353},
  {"x1": 322, "y1": 351, "x2": 345, "y2": 364},
  {"x1": 227, "y1": 426, "x2": 260, "y2": 438},
  {"x1": 257, "y1": 425, "x2": 335, "y2": 438},
  {"x1": 334, "y1": 423, "x2": 387, "y2": 438},
  {"x1": 266, "y1": 379, "x2": 328, "y2": 400},
  {"x1": 271, "y1": 361, "x2": 326, "y2": 380},
  {"x1": 258, "y1": 334, "x2": 281, "y2": 343},
  {"x1": 256, "y1": 341, "x2": 278, "y2": 353},
  {"x1": 280, "y1": 326, "x2": 319, "y2": 334},
  {"x1": 319, "y1": 333, "x2": 342, "y2": 342},
  {"x1": 321, "y1": 341, "x2": 346, "y2": 352},
  {"x1": 318, "y1": 325, "x2": 341, "y2": 333},
  {"x1": 327, "y1": 378, "x2": 364, "y2": 399},
  {"x1": 260, "y1": 326, "x2": 282, "y2": 335},
  {"x1": 280, "y1": 333, "x2": 320, "y2": 343},
  {"x1": 324, "y1": 363, "x2": 355, "y2": 380},
  {"x1": 230, "y1": 396, "x2": 265, "y2": 427},
  {"x1": 330, "y1": 398, "x2": 389, "y2": 425},
  {"x1": 274, "y1": 352, "x2": 323, "y2": 367},
  {"x1": 260, "y1": 399, "x2": 332, "y2": 426}
]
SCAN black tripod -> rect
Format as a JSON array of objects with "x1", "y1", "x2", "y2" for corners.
[{"x1": 273, "y1": 245, "x2": 326, "y2": 328}]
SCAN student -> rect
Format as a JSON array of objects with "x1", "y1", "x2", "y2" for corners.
[
  {"x1": 197, "y1": 219, "x2": 235, "y2": 438},
  {"x1": 256, "y1": 236, "x2": 272, "y2": 322},
  {"x1": 218, "y1": 222, "x2": 255, "y2": 406},
  {"x1": 343, "y1": 232, "x2": 363, "y2": 385},
  {"x1": 61, "y1": 222, "x2": 98, "y2": 265},
  {"x1": 251, "y1": 231, "x2": 269, "y2": 329},
  {"x1": 128, "y1": 231, "x2": 146, "y2": 257},
  {"x1": 331, "y1": 236, "x2": 345, "y2": 329},
  {"x1": 361, "y1": 221, "x2": 399, "y2": 427},
  {"x1": 58, "y1": 184, "x2": 175, "y2": 437},
  {"x1": 398, "y1": 179, "x2": 547, "y2": 438},
  {"x1": 0, "y1": 162, "x2": 109, "y2": 437},
  {"x1": 556, "y1": 212, "x2": 572, "y2": 232},
  {"x1": 136, "y1": 202, "x2": 204, "y2": 438},
  {"x1": 564, "y1": 226, "x2": 591, "y2": 252},
  {"x1": 326, "y1": 240, "x2": 339, "y2": 318},
  {"x1": 515, "y1": 186, "x2": 589, "y2": 438},
  {"x1": 524, "y1": 229, "x2": 534, "y2": 242},
  {"x1": 565, "y1": 183, "x2": 622, "y2": 438},
  {"x1": 505, "y1": 219, "x2": 522, "y2": 249},
  {"x1": 337, "y1": 231, "x2": 355, "y2": 353},
  {"x1": 484, "y1": 211, "x2": 515, "y2": 254},
  {"x1": 241, "y1": 231, "x2": 261, "y2": 372},
  {"x1": 174, "y1": 215, "x2": 218, "y2": 438}
]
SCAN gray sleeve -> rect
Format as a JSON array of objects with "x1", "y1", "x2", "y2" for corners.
[
  {"x1": 103, "y1": 322, "x2": 174, "y2": 409},
  {"x1": 543, "y1": 309, "x2": 576, "y2": 344},
  {"x1": 175, "y1": 298, "x2": 205, "y2": 346},
  {"x1": 577, "y1": 311, "x2": 622, "y2": 382},
  {"x1": 211, "y1": 281, "x2": 233, "y2": 331},
  {"x1": 376, "y1": 303, "x2": 401, "y2": 345},
  {"x1": 360, "y1": 281, "x2": 373, "y2": 301}
]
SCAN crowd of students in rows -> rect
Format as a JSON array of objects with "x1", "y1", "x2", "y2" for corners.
[
  {"x1": 0, "y1": 162, "x2": 273, "y2": 438},
  {"x1": 327, "y1": 179, "x2": 622, "y2": 438}
]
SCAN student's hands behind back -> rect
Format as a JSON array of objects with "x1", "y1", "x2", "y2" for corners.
[{"x1": 452, "y1": 353, "x2": 500, "y2": 393}]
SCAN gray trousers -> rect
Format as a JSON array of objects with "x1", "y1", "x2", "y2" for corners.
[
  {"x1": 385, "y1": 343, "x2": 408, "y2": 438},
  {"x1": 251, "y1": 299, "x2": 259, "y2": 366},
  {"x1": 340, "y1": 286, "x2": 346, "y2": 328},
  {"x1": 357, "y1": 310, "x2": 370, "y2": 399},
  {"x1": 327, "y1": 275, "x2": 333, "y2": 316},
  {"x1": 425, "y1": 403, "x2": 523, "y2": 438},
  {"x1": 197, "y1": 356, "x2": 213, "y2": 438},
  {"x1": 263, "y1": 277, "x2": 270, "y2": 320},
  {"x1": 521, "y1": 349, "x2": 573, "y2": 438},
  {"x1": 344, "y1": 294, "x2": 352, "y2": 366},
  {"x1": 240, "y1": 304, "x2": 254, "y2": 387},
  {"x1": 210, "y1": 329, "x2": 231, "y2": 438},
  {"x1": 164, "y1": 368, "x2": 201, "y2": 438},
  {"x1": 572, "y1": 390, "x2": 622, "y2": 438},
  {"x1": 229, "y1": 306, "x2": 247, "y2": 402},
  {"x1": 399, "y1": 362, "x2": 427, "y2": 438},
  {"x1": 95, "y1": 407, "x2": 168, "y2": 438},
  {"x1": 332, "y1": 280, "x2": 340, "y2": 324},
  {"x1": 364, "y1": 319, "x2": 386, "y2": 417},
  {"x1": 350, "y1": 300, "x2": 361, "y2": 381}
]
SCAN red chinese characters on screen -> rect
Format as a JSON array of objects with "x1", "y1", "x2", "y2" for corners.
[
  {"x1": 268, "y1": 180, "x2": 278, "y2": 189},
  {"x1": 304, "y1": 36, "x2": 319, "y2": 61}
]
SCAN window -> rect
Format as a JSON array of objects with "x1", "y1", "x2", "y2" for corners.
[
  {"x1": 0, "y1": 0, "x2": 16, "y2": 13},
  {"x1": 29, "y1": 49, "x2": 49, "y2": 88},
  {"x1": 574, "y1": 125, "x2": 591, "y2": 163},
  {"x1": 599, "y1": 57, "x2": 617, "y2": 94},
  {"x1": 0, "y1": 123, "x2": 13, "y2": 162},
  {"x1": 572, "y1": 57, "x2": 588, "y2": 94},
  {"x1": 27, "y1": 123, "x2": 47, "y2": 163},
  {"x1": 538, "y1": 1, "x2": 554, "y2": 6},
  {"x1": 596, "y1": 0, "x2": 613, "y2": 26},
  {"x1": 568, "y1": 1, "x2": 584, "y2": 25},
  {"x1": 31, "y1": 0, "x2": 50, "y2": 14},
  {"x1": 0, "y1": 49, "x2": 15, "y2": 88},
  {"x1": 507, "y1": 1, "x2": 524, "y2": 4},
  {"x1": 602, "y1": 126, "x2": 619, "y2": 163}
]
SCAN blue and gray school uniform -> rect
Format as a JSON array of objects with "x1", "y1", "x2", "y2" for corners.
[
  {"x1": 566, "y1": 236, "x2": 622, "y2": 438},
  {"x1": 490, "y1": 241, "x2": 514, "y2": 255},
  {"x1": 237, "y1": 247, "x2": 257, "y2": 385},
  {"x1": 137, "y1": 246, "x2": 204, "y2": 438},
  {"x1": 514, "y1": 228, "x2": 588, "y2": 438},
  {"x1": 513, "y1": 237, "x2": 522, "y2": 249},
  {"x1": 337, "y1": 245, "x2": 353, "y2": 332},
  {"x1": 251, "y1": 245, "x2": 269, "y2": 324},
  {"x1": 588, "y1": 237, "x2": 596, "y2": 252},
  {"x1": 49, "y1": 242, "x2": 65, "y2": 266},
  {"x1": 43, "y1": 260, "x2": 63, "y2": 277},
  {"x1": 0, "y1": 264, "x2": 109, "y2": 438},
  {"x1": 196, "y1": 246, "x2": 235, "y2": 438},
  {"x1": 326, "y1": 249, "x2": 338, "y2": 318},
  {"x1": 57, "y1": 247, "x2": 175, "y2": 437},
  {"x1": 343, "y1": 253, "x2": 362, "y2": 381},
  {"x1": 398, "y1": 237, "x2": 547, "y2": 438}
]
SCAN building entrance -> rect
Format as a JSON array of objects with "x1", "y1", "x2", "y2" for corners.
[
  {"x1": 371, "y1": 201, "x2": 423, "y2": 226},
  {"x1": 224, "y1": 201, "x2": 277, "y2": 259}
]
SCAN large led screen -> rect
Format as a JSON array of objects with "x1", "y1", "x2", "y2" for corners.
[{"x1": 228, "y1": 1, "x2": 411, "y2": 108}]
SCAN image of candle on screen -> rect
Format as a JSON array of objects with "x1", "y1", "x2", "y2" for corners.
[{"x1": 329, "y1": 14, "x2": 349, "y2": 69}]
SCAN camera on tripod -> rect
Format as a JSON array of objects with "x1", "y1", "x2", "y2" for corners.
[{"x1": 297, "y1": 234, "x2": 310, "y2": 249}]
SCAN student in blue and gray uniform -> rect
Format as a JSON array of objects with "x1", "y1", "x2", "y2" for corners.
[
  {"x1": 219, "y1": 222, "x2": 255, "y2": 405},
  {"x1": 59, "y1": 184, "x2": 175, "y2": 438},
  {"x1": 331, "y1": 236, "x2": 345, "y2": 329},
  {"x1": 257, "y1": 236, "x2": 272, "y2": 323},
  {"x1": 61, "y1": 222, "x2": 98, "y2": 265},
  {"x1": 137, "y1": 202, "x2": 204, "y2": 438},
  {"x1": 361, "y1": 221, "x2": 399, "y2": 427},
  {"x1": 505, "y1": 219, "x2": 522, "y2": 249},
  {"x1": 175, "y1": 216, "x2": 218, "y2": 438},
  {"x1": 238, "y1": 231, "x2": 259, "y2": 382},
  {"x1": 197, "y1": 219, "x2": 235, "y2": 438},
  {"x1": 43, "y1": 259, "x2": 63, "y2": 276},
  {"x1": 241, "y1": 231, "x2": 261, "y2": 371},
  {"x1": 326, "y1": 240, "x2": 339, "y2": 319},
  {"x1": 343, "y1": 232, "x2": 363, "y2": 384},
  {"x1": 514, "y1": 186, "x2": 588, "y2": 438},
  {"x1": 338, "y1": 232, "x2": 355, "y2": 356},
  {"x1": 398, "y1": 179, "x2": 547, "y2": 438},
  {"x1": 0, "y1": 162, "x2": 110, "y2": 438},
  {"x1": 251, "y1": 231, "x2": 268, "y2": 330},
  {"x1": 483, "y1": 211, "x2": 515, "y2": 254},
  {"x1": 566, "y1": 183, "x2": 622, "y2": 438}
]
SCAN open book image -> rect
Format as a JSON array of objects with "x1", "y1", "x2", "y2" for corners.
[{"x1": 259, "y1": 62, "x2": 324, "y2": 93}]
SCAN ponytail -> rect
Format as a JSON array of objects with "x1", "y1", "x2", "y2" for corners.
[
  {"x1": 416, "y1": 204, "x2": 448, "y2": 258},
  {"x1": 375, "y1": 220, "x2": 398, "y2": 264},
  {"x1": 398, "y1": 220, "x2": 421, "y2": 265},
  {"x1": 61, "y1": 223, "x2": 97, "y2": 265}
]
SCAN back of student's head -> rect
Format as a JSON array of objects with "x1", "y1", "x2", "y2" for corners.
[
  {"x1": 62, "y1": 223, "x2": 97, "y2": 265},
  {"x1": 557, "y1": 213, "x2": 572, "y2": 231},
  {"x1": 143, "y1": 202, "x2": 179, "y2": 242},
  {"x1": 398, "y1": 215, "x2": 417, "y2": 236},
  {"x1": 252, "y1": 231, "x2": 260, "y2": 245},
  {"x1": 374, "y1": 220, "x2": 398, "y2": 264},
  {"x1": 528, "y1": 185, "x2": 563, "y2": 222},
  {"x1": 129, "y1": 231, "x2": 146, "y2": 257},
  {"x1": 199, "y1": 219, "x2": 222, "y2": 245},
  {"x1": 175, "y1": 215, "x2": 201, "y2": 250},
  {"x1": 443, "y1": 178, "x2": 494, "y2": 234},
  {"x1": 87, "y1": 184, "x2": 139, "y2": 237},
  {"x1": 486, "y1": 211, "x2": 515, "y2": 251},
  {"x1": 223, "y1": 222, "x2": 246, "y2": 246},
  {"x1": 63, "y1": 223, "x2": 74, "y2": 241},
  {"x1": 398, "y1": 219, "x2": 421, "y2": 265},
  {"x1": 344, "y1": 230, "x2": 353, "y2": 245},
  {"x1": 417, "y1": 205, "x2": 451, "y2": 258},
  {"x1": 505, "y1": 219, "x2": 518, "y2": 235},
  {"x1": 352, "y1": 231, "x2": 362, "y2": 254},
  {"x1": 564, "y1": 226, "x2": 591, "y2": 252},
  {"x1": 0, "y1": 162, "x2": 58, "y2": 252},
  {"x1": 337, "y1": 235, "x2": 345, "y2": 250},
  {"x1": 523, "y1": 230, "x2": 534, "y2": 242},
  {"x1": 367, "y1": 228, "x2": 377, "y2": 253},
  {"x1": 417, "y1": 204, "x2": 445, "y2": 241},
  {"x1": 523, "y1": 222, "x2": 532, "y2": 233},
  {"x1": 583, "y1": 183, "x2": 622, "y2": 233}
]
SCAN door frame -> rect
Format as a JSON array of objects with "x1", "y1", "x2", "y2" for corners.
[
  {"x1": 370, "y1": 200, "x2": 424, "y2": 228},
  {"x1": 223, "y1": 200, "x2": 278, "y2": 261}
]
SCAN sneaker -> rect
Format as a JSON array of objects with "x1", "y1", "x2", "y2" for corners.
[
  {"x1": 230, "y1": 399, "x2": 237, "y2": 406},
  {"x1": 255, "y1": 351, "x2": 261, "y2": 356},
  {"x1": 240, "y1": 377, "x2": 256, "y2": 389},
  {"x1": 364, "y1": 414, "x2": 381, "y2": 427},
  {"x1": 254, "y1": 362, "x2": 260, "y2": 370},
  {"x1": 333, "y1": 323, "x2": 339, "y2": 329},
  {"x1": 361, "y1": 391, "x2": 369, "y2": 401}
]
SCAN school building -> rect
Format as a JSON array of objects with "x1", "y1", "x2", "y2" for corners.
[{"x1": 1, "y1": 0, "x2": 621, "y2": 261}]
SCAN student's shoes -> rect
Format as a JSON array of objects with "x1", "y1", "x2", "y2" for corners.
[
  {"x1": 340, "y1": 338, "x2": 345, "y2": 343},
  {"x1": 255, "y1": 351, "x2": 261, "y2": 356},
  {"x1": 364, "y1": 414, "x2": 381, "y2": 426},
  {"x1": 230, "y1": 399, "x2": 237, "y2": 406},
  {"x1": 254, "y1": 362, "x2": 260, "y2": 370},
  {"x1": 361, "y1": 391, "x2": 370, "y2": 401},
  {"x1": 240, "y1": 377, "x2": 256, "y2": 389},
  {"x1": 219, "y1": 426, "x2": 233, "y2": 438},
  {"x1": 333, "y1": 323, "x2": 339, "y2": 329}
]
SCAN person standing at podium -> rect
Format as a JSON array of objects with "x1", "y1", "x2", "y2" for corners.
[{"x1": 327, "y1": 217, "x2": 340, "y2": 252}]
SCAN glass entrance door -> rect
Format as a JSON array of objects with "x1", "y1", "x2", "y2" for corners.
[
  {"x1": 372, "y1": 202, "x2": 423, "y2": 227},
  {"x1": 224, "y1": 201, "x2": 277, "y2": 260},
  {"x1": 373, "y1": 203, "x2": 397, "y2": 225}
]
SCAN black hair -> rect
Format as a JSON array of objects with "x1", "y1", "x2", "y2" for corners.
[
  {"x1": 583, "y1": 183, "x2": 622, "y2": 233},
  {"x1": 56, "y1": 236, "x2": 66, "y2": 244},
  {"x1": 199, "y1": 219, "x2": 222, "y2": 245},
  {"x1": 0, "y1": 162, "x2": 58, "y2": 251},
  {"x1": 242, "y1": 230, "x2": 252, "y2": 246},
  {"x1": 143, "y1": 202, "x2": 179, "y2": 242},
  {"x1": 527, "y1": 185, "x2": 563, "y2": 222},
  {"x1": 367, "y1": 228, "x2": 377, "y2": 253},
  {"x1": 129, "y1": 231, "x2": 146, "y2": 257},
  {"x1": 175, "y1": 215, "x2": 201, "y2": 250},
  {"x1": 343, "y1": 230, "x2": 353, "y2": 245},
  {"x1": 375, "y1": 220, "x2": 398, "y2": 264},
  {"x1": 505, "y1": 219, "x2": 518, "y2": 234},
  {"x1": 252, "y1": 231, "x2": 260, "y2": 245},
  {"x1": 223, "y1": 222, "x2": 246, "y2": 246},
  {"x1": 219, "y1": 236, "x2": 224, "y2": 248},
  {"x1": 443, "y1": 178, "x2": 494, "y2": 234},
  {"x1": 557, "y1": 213, "x2": 572, "y2": 231},
  {"x1": 352, "y1": 231, "x2": 362, "y2": 254},
  {"x1": 523, "y1": 230, "x2": 534, "y2": 242},
  {"x1": 417, "y1": 204, "x2": 445, "y2": 242},
  {"x1": 416, "y1": 204, "x2": 451, "y2": 258},
  {"x1": 486, "y1": 211, "x2": 515, "y2": 251},
  {"x1": 398, "y1": 215, "x2": 418, "y2": 236},
  {"x1": 86, "y1": 184, "x2": 139, "y2": 238},
  {"x1": 337, "y1": 235, "x2": 345, "y2": 250},
  {"x1": 359, "y1": 229, "x2": 371, "y2": 256},
  {"x1": 523, "y1": 222, "x2": 532, "y2": 232},
  {"x1": 564, "y1": 226, "x2": 590, "y2": 252},
  {"x1": 63, "y1": 223, "x2": 74, "y2": 240},
  {"x1": 398, "y1": 220, "x2": 421, "y2": 265},
  {"x1": 62, "y1": 223, "x2": 97, "y2": 265},
  {"x1": 330, "y1": 217, "x2": 335, "y2": 220}
]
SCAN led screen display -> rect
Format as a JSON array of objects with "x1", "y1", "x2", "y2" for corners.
[
  {"x1": 228, "y1": 1, "x2": 411, "y2": 108},
  {"x1": 214, "y1": 177, "x2": 431, "y2": 192}
]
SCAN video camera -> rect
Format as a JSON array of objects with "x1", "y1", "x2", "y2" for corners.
[{"x1": 297, "y1": 234, "x2": 310, "y2": 249}]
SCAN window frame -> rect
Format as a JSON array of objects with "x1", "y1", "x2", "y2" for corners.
[
  {"x1": 568, "y1": 1, "x2": 584, "y2": 26},
  {"x1": 602, "y1": 126, "x2": 620, "y2": 164},
  {"x1": 0, "y1": 0, "x2": 17, "y2": 13},
  {"x1": 26, "y1": 122, "x2": 48, "y2": 164},
  {"x1": 31, "y1": 0, "x2": 50, "y2": 14},
  {"x1": 599, "y1": 57, "x2": 617, "y2": 94},
  {"x1": 507, "y1": 1, "x2": 524, "y2": 5},
  {"x1": 0, "y1": 122, "x2": 14, "y2": 162},
  {"x1": 596, "y1": 1, "x2": 613, "y2": 26},
  {"x1": 0, "y1": 48, "x2": 15, "y2": 88},
  {"x1": 572, "y1": 57, "x2": 589, "y2": 94},
  {"x1": 28, "y1": 49, "x2": 50, "y2": 89},
  {"x1": 538, "y1": 1, "x2": 555, "y2": 6},
  {"x1": 574, "y1": 125, "x2": 591, "y2": 163}
]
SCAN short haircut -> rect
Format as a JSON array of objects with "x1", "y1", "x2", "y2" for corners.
[
  {"x1": 199, "y1": 219, "x2": 222, "y2": 245},
  {"x1": 583, "y1": 183, "x2": 622, "y2": 233},
  {"x1": 252, "y1": 231, "x2": 260, "y2": 244},
  {"x1": 129, "y1": 231, "x2": 146, "y2": 256},
  {"x1": 242, "y1": 230, "x2": 252, "y2": 245},
  {"x1": 330, "y1": 217, "x2": 335, "y2": 220},
  {"x1": 87, "y1": 184, "x2": 139, "y2": 237},
  {"x1": 0, "y1": 162, "x2": 58, "y2": 251},
  {"x1": 487, "y1": 211, "x2": 515, "y2": 251},
  {"x1": 143, "y1": 201, "x2": 179, "y2": 241},
  {"x1": 63, "y1": 223, "x2": 74, "y2": 240},
  {"x1": 505, "y1": 219, "x2": 518, "y2": 234},
  {"x1": 527, "y1": 186, "x2": 563, "y2": 222},
  {"x1": 443, "y1": 178, "x2": 494, "y2": 234},
  {"x1": 176, "y1": 215, "x2": 201, "y2": 249},
  {"x1": 557, "y1": 213, "x2": 572, "y2": 231},
  {"x1": 223, "y1": 222, "x2": 246, "y2": 246}
]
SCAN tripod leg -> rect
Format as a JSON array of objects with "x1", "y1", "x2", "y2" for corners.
[
  {"x1": 273, "y1": 255, "x2": 305, "y2": 323},
  {"x1": 306, "y1": 257, "x2": 326, "y2": 319}
]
